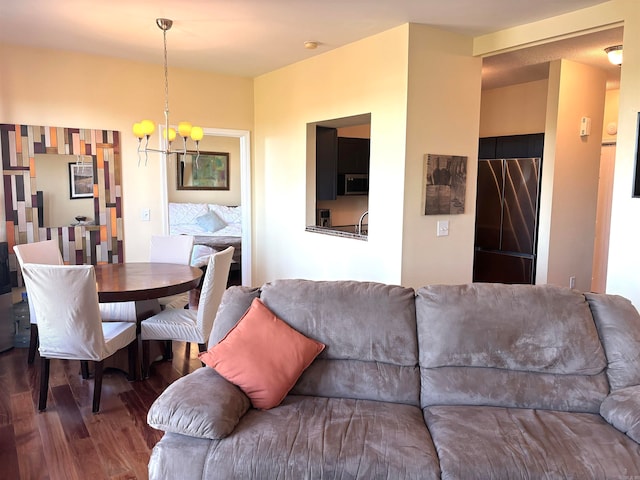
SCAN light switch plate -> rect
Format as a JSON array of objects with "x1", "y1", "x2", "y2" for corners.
[
  {"x1": 141, "y1": 208, "x2": 150, "y2": 221},
  {"x1": 437, "y1": 220, "x2": 449, "y2": 237}
]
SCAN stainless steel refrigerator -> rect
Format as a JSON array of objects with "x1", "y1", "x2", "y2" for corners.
[{"x1": 473, "y1": 157, "x2": 541, "y2": 284}]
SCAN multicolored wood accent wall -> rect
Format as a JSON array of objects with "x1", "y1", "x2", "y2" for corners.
[{"x1": 1, "y1": 123, "x2": 123, "y2": 284}]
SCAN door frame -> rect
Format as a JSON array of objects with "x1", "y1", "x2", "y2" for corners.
[{"x1": 159, "y1": 126, "x2": 252, "y2": 287}]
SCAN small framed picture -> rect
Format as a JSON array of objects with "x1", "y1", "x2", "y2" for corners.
[
  {"x1": 69, "y1": 162, "x2": 94, "y2": 199},
  {"x1": 177, "y1": 151, "x2": 230, "y2": 190}
]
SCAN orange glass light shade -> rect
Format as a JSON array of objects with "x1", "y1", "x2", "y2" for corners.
[
  {"x1": 178, "y1": 122, "x2": 192, "y2": 138},
  {"x1": 132, "y1": 123, "x2": 145, "y2": 139},
  {"x1": 190, "y1": 126, "x2": 204, "y2": 141},
  {"x1": 163, "y1": 127, "x2": 177, "y2": 142},
  {"x1": 140, "y1": 119, "x2": 156, "y2": 136}
]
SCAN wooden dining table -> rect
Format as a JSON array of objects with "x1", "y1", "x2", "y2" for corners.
[{"x1": 95, "y1": 262, "x2": 203, "y2": 379}]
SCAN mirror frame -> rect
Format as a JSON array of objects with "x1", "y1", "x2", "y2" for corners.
[{"x1": 0, "y1": 123, "x2": 123, "y2": 275}]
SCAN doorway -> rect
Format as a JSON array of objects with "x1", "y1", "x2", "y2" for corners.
[{"x1": 160, "y1": 127, "x2": 252, "y2": 287}]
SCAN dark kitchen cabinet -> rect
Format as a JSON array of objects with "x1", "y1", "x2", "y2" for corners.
[
  {"x1": 316, "y1": 127, "x2": 370, "y2": 200},
  {"x1": 337, "y1": 137, "x2": 370, "y2": 174},
  {"x1": 479, "y1": 133, "x2": 544, "y2": 159},
  {"x1": 316, "y1": 126, "x2": 338, "y2": 201}
]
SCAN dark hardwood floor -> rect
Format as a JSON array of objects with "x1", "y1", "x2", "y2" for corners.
[{"x1": 0, "y1": 341, "x2": 202, "y2": 480}]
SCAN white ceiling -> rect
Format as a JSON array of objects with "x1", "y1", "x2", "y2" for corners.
[{"x1": 0, "y1": 0, "x2": 621, "y2": 88}]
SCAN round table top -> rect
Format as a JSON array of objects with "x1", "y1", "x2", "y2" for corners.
[{"x1": 95, "y1": 263, "x2": 203, "y2": 303}]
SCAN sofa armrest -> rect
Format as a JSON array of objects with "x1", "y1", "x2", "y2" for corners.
[
  {"x1": 147, "y1": 367, "x2": 251, "y2": 440},
  {"x1": 600, "y1": 385, "x2": 640, "y2": 443}
]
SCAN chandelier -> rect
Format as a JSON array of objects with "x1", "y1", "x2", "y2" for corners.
[{"x1": 132, "y1": 18, "x2": 203, "y2": 165}]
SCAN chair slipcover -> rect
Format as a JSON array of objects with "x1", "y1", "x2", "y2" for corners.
[
  {"x1": 13, "y1": 239, "x2": 64, "y2": 327},
  {"x1": 21, "y1": 263, "x2": 136, "y2": 412},
  {"x1": 152, "y1": 234, "x2": 196, "y2": 309},
  {"x1": 13, "y1": 239, "x2": 64, "y2": 363},
  {"x1": 141, "y1": 246, "x2": 234, "y2": 346}
]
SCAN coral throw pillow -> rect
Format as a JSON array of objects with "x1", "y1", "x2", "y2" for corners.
[{"x1": 199, "y1": 298, "x2": 325, "y2": 409}]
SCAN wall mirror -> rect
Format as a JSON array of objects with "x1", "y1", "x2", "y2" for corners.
[
  {"x1": 35, "y1": 154, "x2": 95, "y2": 226},
  {"x1": 1, "y1": 123, "x2": 123, "y2": 273}
]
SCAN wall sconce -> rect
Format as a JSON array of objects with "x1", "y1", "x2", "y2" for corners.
[{"x1": 605, "y1": 45, "x2": 623, "y2": 66}]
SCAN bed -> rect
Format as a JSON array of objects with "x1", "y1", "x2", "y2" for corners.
[{"x1": 168, "y1": 203, "x2": 242, "y2": 269}]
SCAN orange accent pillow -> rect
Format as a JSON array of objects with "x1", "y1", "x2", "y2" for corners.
[{"x1": 199, "y1": 298, "x2": 325, "y2": 409}]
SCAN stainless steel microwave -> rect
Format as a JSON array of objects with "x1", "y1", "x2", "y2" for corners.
[{"x1": 338, "y1": 173, "x2": 369, "y2": 195}]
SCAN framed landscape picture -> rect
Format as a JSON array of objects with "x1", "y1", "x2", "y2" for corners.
[
  {"x1": 69, "y1": 162, "x2": 94, "y2": 199},
  {"x1": 177, "y1": 151, "x2": 230, "y2": 190}
]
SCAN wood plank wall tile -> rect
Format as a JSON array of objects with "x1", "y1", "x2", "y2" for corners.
[{"x1": 1, "y1": 123, "x2": 123, "y2": 286}]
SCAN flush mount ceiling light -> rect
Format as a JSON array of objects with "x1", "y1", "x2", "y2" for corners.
[
  {"x1": 605, "y1": 45, "x2": 623, "y2": 66},
  {"x1": 132, "y1": 18, "x2": 203, "y2": 165}
]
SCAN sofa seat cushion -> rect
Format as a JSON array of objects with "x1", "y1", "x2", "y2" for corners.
[
  {"x1": 149, "y1": 395, "x2": 441, "y2": 480},
  {"x1": 425, "y1": 405, "x2": 640, "y2": 480}
]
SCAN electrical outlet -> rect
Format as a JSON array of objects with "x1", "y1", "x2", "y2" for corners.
[
  {"x1": 437, "y1": 220, "x2": 449, "y2": 237},
  {"x1": 141, "y1": 208, "x2": 150, "y2": 222},
  {"x1": 569, "y1": 275, "x2": 576, "y2": 289}
]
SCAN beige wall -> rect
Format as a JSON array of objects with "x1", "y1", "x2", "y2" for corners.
[
  {"x1": 401, "y1": 24, "x2": 482, "y2": 288},
  {"x1": 537, "y1": 60, "x2": 606, "y2": 291},
  {"x1": 0, "y1": 43, "x2": 253, "y2": 262},
  {"x1": 479, "y1": 80, "x2": 548, "y2": 137},
  {"x1": 254, "y1": 25, "x2": 410, "y2": 285}
]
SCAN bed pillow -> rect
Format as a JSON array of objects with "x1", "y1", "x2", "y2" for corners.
[
  {"x1": 196, "y1": 210, "x2": 227, "y2": 233},
  {"x1": 199, "y1": 298, "x2": 325, "y2": 409}
]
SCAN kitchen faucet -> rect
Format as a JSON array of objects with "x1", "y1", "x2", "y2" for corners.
[{"x1": 357, "y1": 210, "x2": 368, "y2": 235}]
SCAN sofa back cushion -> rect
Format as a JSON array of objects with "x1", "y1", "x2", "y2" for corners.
[
  {"x1": 259, "y1": 279, "x2": 420, "y2": 406},
  {"x1": 416, "y1": 283, "x2": 609, "y2": 413},
  {"x1": 586, "y1": 292, "x2": 640, "y2": 391}
]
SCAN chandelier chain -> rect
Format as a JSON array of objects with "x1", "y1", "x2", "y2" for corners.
[{"x1": 163, "y1": 28, "x2": 170, "y2": 117}]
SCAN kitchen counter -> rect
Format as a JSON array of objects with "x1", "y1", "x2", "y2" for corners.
[{"x1": 305, "y1": 224, "x2": 368, "y2": 240}]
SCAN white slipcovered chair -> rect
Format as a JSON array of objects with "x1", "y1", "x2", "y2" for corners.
[
  {"x1": 150, "y1": 234, "x2": 195, "y2": 310},
  {"x1": 13, "y1": 239, "x2": 64, "y2": 364},
  {"x1": 21, "y1": 263, "x2": 137, "y2": 413},
  {"x1": 141, "y1": 246, "x2": 234, "y2": 377}
]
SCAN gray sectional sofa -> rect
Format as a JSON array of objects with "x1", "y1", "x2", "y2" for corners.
[{"x1": 147, "y1": 279, "x2": 640, "y2": 479}]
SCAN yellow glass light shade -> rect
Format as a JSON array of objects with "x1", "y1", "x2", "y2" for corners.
[
  {"x1": 178, "y1": 122, "x2": 192, "y2": 138},
  {"x1": 132, "y1": 123, "x2": 145, "y2": 139},
  {"x1": 190, "y1": 126, "x2": 204, "y2": 141},
  {"x1": 140, "y1": 119, "x2": 156, "y2": 136},
  {"x1": 163, "y1": 127, "x2": 177, "y2": 142}
]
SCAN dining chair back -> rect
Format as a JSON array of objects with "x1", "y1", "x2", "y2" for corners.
[
  {"x1": 150, "y1": 234, "x2": 195, "y2": 310},
  {"x1": 149, "y1": 234, "x2": 195, "y2": 265},
  {"x1": 21, "y1": 263, "x2": 136, "y2": 413},
  {"x1": 196, "y1": 246, "x2": 235, "y2": 341},
  {"x1": 141, "y1": 246, "x2": 234, "y2": 376},
  {"x1": 13, "y1": 239, "x2": 64, "y2": 364}
]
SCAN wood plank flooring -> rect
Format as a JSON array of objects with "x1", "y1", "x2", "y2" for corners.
[{"x1": 0, "y1": 342, "x2": 202, "y2": 480}]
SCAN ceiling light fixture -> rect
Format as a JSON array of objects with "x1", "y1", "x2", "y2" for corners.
[
  {"x1": 132, "y1": 18, "x2": 203, "y2": 166},
  {"x1": 605, "y1": 45, "x2": 623, "y2": 66}
]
